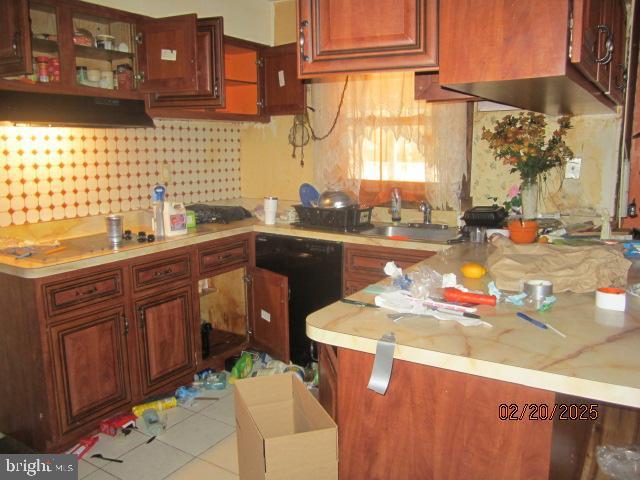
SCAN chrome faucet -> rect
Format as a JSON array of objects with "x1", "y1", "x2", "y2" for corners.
[
  {"x1": 390, "y1": 188, "x2": 402, "y2": 223},
  {"x1": 419, "y1": 200, "x2": 432, "y2": 224}
]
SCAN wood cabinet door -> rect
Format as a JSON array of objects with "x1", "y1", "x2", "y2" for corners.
[
  {"x1": 135, "y1": 287, "x2": 195, "y2": 395},
  {"x1": 414, "y1": 72, "x2": 480, "y2": 103},
  {"x1": 263, "y1": 43, "x2": 305, "y2": 116},
  {"x1": 249, "y1": 267, "x2": 290, "y2": 363},
  {"x1": 572, "y1": 0, "x2": 610, "y2": 91},
  {"x1": 147, "y1": 17, "x2": 225, "y2": 108},
  {"x1": 0, "y1": 0, "x2": 32, "y2": 76},
  {"x1": 136, "y1": 14, "x2": 198, "y2": 94},
  {"x1": 297, "y1": 0, "x2": 437, "y2": 77},
  {"x1": 318, "y1": 343, "x2": 338, "y2": 422},
  {"x1": 606, "y1": 0, "x2": 627, "y2": 104},
  {"x1": 49, "y1": 306, "x2": 131, "y2": 434}
]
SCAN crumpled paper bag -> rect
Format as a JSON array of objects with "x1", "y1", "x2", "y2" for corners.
[{"x1": 486, "y1": 237, "x2": 631, "y2": 293}]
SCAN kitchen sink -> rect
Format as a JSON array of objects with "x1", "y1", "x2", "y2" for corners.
[{"x1": 358, "y1": 224, "x2": 464, "y2": 244}]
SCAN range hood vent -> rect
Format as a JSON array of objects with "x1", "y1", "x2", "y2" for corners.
[{"x1": 0, "y1": 91, "x2": 155, "y2": 128}]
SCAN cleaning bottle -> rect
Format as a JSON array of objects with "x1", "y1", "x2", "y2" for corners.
[{"x1": 152, "y1": 185, "x2": 166, "y2": 239}]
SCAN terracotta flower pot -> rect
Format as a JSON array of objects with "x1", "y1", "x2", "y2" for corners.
[{"x1": 508, "y1": 220, "x2": 538, "y2": 244}]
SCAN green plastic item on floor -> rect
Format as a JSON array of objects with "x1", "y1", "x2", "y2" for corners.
[{"x1": 229, "y1": 352, "x2": 253, "y2": 384}]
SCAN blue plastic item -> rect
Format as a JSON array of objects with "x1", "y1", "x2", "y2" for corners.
[{"x1": 299, "y1": 183, "x2": 320, "y2": 207}]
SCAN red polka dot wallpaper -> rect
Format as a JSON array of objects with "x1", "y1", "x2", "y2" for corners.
[{"x1": 0, "y1": 120, "x2": 242, "y2": 227}]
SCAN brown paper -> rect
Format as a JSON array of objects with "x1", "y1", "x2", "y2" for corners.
[{"x1": 486, "y1": 237, "x2": 631, "y2": 293}]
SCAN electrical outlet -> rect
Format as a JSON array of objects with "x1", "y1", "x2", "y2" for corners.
[{"x1": 565, "y1": 157, "x2": 582, "y2": 179}]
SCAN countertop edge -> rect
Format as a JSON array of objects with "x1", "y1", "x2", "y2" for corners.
[
  {"x1": 0, "y1": 222, "x2": 449, "y2": 278},
  {"x1": 307, "y1": 323, "x2": 640, "y2": 409}
]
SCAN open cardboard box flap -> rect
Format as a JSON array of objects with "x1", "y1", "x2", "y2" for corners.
[{"x1": 235, "y1": 373, "x2": 338, "y2": 480}]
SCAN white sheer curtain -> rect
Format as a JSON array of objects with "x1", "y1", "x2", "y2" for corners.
[{"x1": 309, "y1": 72, "x2": 467, "y2": 210}]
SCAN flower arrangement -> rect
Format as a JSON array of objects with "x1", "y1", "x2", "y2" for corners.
[
  {"x1": 481, "y1": 112, "x2": 574, "y2": 183},
  {"x1": 488, "y1": 184, "x2": 522, "y2": 215}
]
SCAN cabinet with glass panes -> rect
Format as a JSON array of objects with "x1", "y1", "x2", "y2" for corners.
[{"x1": 0, "y1": 0, "x2": 198, "y2": 100}]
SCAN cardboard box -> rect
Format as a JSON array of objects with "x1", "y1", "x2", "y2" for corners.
[{"x1": 234, "y1": 373, "x2": 338, "y2": 480}]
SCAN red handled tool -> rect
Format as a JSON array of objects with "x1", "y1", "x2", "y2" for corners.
[{"x1": 443, "y1": 288, "x2": 496, "y2": 306}]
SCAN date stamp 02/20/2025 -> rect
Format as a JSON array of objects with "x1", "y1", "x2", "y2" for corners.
[{"x1": 498, "y1": 403, "x2": 600, "y2": 421}]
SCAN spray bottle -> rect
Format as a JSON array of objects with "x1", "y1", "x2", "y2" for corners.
[{"x1": 152, "y1": 185, "x2": 166, "y2": 239}]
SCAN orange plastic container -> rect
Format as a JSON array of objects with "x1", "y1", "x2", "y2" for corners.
[{"x1": 508, "y1": 220, "x2": 538, "y2": 244}]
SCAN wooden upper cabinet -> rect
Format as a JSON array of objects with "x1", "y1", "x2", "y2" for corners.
[
  {"x1": 572, "y1": 0, "x2": 606, "y2": 87},
  {"x1": 263, "y1": 43, "x2": 305, "y2": 116},
  {"x1": 0, "y1": 0, "x2": 32, "y2": 76},
  {"x1": 136, "y1": 14, "x2": 198, "y2": 94},
  {"x1": 297, "y1": 0, "x2": 438, "y2": 77},
  {"x1": 147, "y1": 17, "x2": 225, "y2": 108},
  {"x1": 249, "y1": 267, "x2": 290, "y2": 364},
  {"x1": 414, "y1": 72, "x2": 479, "y2": 103},
  {"x1": 607, "y1": 0, "x2": 627, "y2": 103}
]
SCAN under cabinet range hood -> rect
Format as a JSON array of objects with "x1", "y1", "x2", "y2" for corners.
[{"x1": 0, "y1": 91, "x2": 155, "y2": 128}]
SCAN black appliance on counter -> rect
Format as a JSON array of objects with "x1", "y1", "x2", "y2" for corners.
[
  {"x1": 255, "y1": 234, "x2": 343, "y2": 366},
  {"x1": 293, "y1": 204, "x2": 373, "y2": 232}
]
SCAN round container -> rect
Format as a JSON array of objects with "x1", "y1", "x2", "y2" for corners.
[
  {"x1": 47, "y1": 58, "x2": 60, "y2": 82},
  {"x1": 35, "y1": 56, "x2": 50, "y2": 83},
  {"x1": 508, "y1": 220, "x2": 538, "y2": 244},
  {"x1": 76, "y1": 66, "x2": 88, "y2": 83},
  {"x1": 318, "y1": 190, "x2": 355, "y2": 208},
  {"x1": 95, "y1": 34, "x2": 115, "y2": 50},
  {"x1": 99, "y1": 70, "x2": 114, "y2": 89},
  {"x1": 87, "y1": 68, "x2": 101, "y2": 82},
  {"x1": 106, "y1": 215, "x2": 123, "y2": 245},
  {"x1": 116, "y1": 64, "x2": 133, "y2": 90}
]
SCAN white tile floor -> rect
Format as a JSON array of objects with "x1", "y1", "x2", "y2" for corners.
[{"x1": 78, "y1": 385, "x2": 239, "y2": 480}]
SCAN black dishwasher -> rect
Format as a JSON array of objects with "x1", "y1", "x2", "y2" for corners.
[{"x1": 255, "y1": 233, "x2": 343, "y2": 366}]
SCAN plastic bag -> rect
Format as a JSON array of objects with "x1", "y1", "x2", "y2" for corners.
[
  {"x1": 408, "y1": 265, "x2": 443, "y2": 299},
  {"x1": 596, "y1": 445, "x2": 640, "y2": 480}
]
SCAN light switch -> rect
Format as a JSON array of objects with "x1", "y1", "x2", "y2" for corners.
[{"x1": 565, "y1": 157, "x2": 582, "y2": 179}]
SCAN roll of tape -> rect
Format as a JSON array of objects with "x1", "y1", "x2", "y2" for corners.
[
  {"x1": 596, "y1": 287, "x2": 626, "y2": 311},
  {"x1": 523, "y1": 280, "x2": 553, "y2": 300}
]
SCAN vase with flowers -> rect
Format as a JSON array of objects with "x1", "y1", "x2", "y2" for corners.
[{"x1": 481, "y1": 112, "x2": 574, "y2": 219}]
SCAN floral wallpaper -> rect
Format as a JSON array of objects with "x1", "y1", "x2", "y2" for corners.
[
  {"x1": 471, "y1": 109, "x2": 621, "y2": 215},
  {"x1": 0, "y1": 119, "x2": 241, "y2": 227}
]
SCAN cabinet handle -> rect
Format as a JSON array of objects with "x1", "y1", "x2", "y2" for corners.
[
  {"x1": 299, "y1": 20, "x2": 310, "y2": 62},
  {"x1": 137, "y1": 307, "x2": 146, "y2": 328},
  {"x1": 122, "y1": 315, "x2": 129, "y2": 336},
  {"x1": 135, "y1": 72, "x2": 145, "y2": 84},
  {"x1": 75, "y1": 286, "x2": 98, "y2": 297},
  {"x1": 596, "y1": 24, "x2": 613, "y2": 65},
  {"x1": 256, "y1": 99, "x2": 265, "y2": 109},
  {"x1": 154, "y1": 267, "x2": 173, "y2": 277},
  {"x1": 135, "y1": 32, "x2": 143, "y2": 45},
  {"x1": 217, "y1": 252, "x2": 233, "y2": 260},
  {"x1": 213, "y1": 81, "x2": 219, "y2": 98},
  {"x1": 615, "y1": 63, "x2": 627, "y2": 91}
]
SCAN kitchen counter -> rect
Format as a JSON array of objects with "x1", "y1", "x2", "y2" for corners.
[
  {"x1": 0, "y1": 218, "x2": 449, "y2": 278},
  {"x1": 307, "y1": 243, "x2": 640, "y2": 408}
]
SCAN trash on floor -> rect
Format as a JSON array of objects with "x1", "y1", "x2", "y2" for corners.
[
  {"x1": 136, "y1": 408, "x2": 167, "y2": 437},
  {"x1": 229, "y1": 351, "x2": 254, "y2": 384},
  {"x1": 99, "y1": 412, "x2": 137, "y2": 437},
  {"x1": 66, "y1": 434, "x2": 99, "y2": 459},
  {"x1": 131, "y1": 396, "x2": 177, "y2": 417}
]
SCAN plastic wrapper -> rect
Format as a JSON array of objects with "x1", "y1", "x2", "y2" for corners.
[
  {"x1": 408, "y1": 265, "x2": 443, "y2": 299},
  {"x1": 596, "y1": 445, "x2": 640, "y2": 480}
]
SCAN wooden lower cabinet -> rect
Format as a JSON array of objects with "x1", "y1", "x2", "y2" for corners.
[
  {"x1": 49, "y1": 305, "x2": 131, "y2": 435},
  {"x1": 318, "y1": 343, "x2": 338, "y2": 422},
  {"x1": 135, "y1": 287, "x2": 195, "y2": 396},
  {"x1": 343, "y1": 243, "x2": 436, "y2": 296}
]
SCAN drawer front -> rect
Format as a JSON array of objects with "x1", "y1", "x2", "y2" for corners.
[
  {"x1": 44, "y1": 269, "x2": 124, "y2": 319},
  {"x1": 132, "y1": 254, "x2": 191, "y2": 293},
  {"x1": 344, "y1": 244, "x2": 435, "y2": 277},
  {"x1": 198, "y1": 239, "x2": 249, "y2": 275}
]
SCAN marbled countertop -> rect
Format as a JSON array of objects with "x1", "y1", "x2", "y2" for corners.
[
  {"x1": 0, "y1": 218, "x2": 449, "y2": 278},
  {"x1": 307, "y1": 243, "x2": 640, "y2": 408}
]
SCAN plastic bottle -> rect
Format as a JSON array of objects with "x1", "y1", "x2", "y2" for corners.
[
  {"x1": 152, "y1": 185, "x2": 165, "y2": 239},
  {"x1": 390, "y1": 187, "x2": 402, "y2": 223},
  {"x1": 131, "y1": 396, "x2": 176, "y2": 417}
]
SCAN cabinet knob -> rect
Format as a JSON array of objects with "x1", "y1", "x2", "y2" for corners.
[
  {"x1": 299, "y1": 20, "x2": 310, "y2": 62},
  {"x1": 134, "y1": 72, "x2": 145, "y2": 84}
]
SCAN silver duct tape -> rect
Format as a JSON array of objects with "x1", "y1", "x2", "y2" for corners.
[
  {"x1": 523, "y1": 279, "x2": 553, "y2": 300},
  {"x1": 367, "y1": 332, "x2": 396, "y2": 395}
]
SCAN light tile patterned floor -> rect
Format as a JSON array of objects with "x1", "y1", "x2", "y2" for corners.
[{"x1": 78, "y1": 384, "x2": 239, "y2": 480}]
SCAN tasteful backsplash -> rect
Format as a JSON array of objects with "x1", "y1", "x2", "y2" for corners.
[{"x1": 0, "y1": 119, "x2": 241, "y2": 227}]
